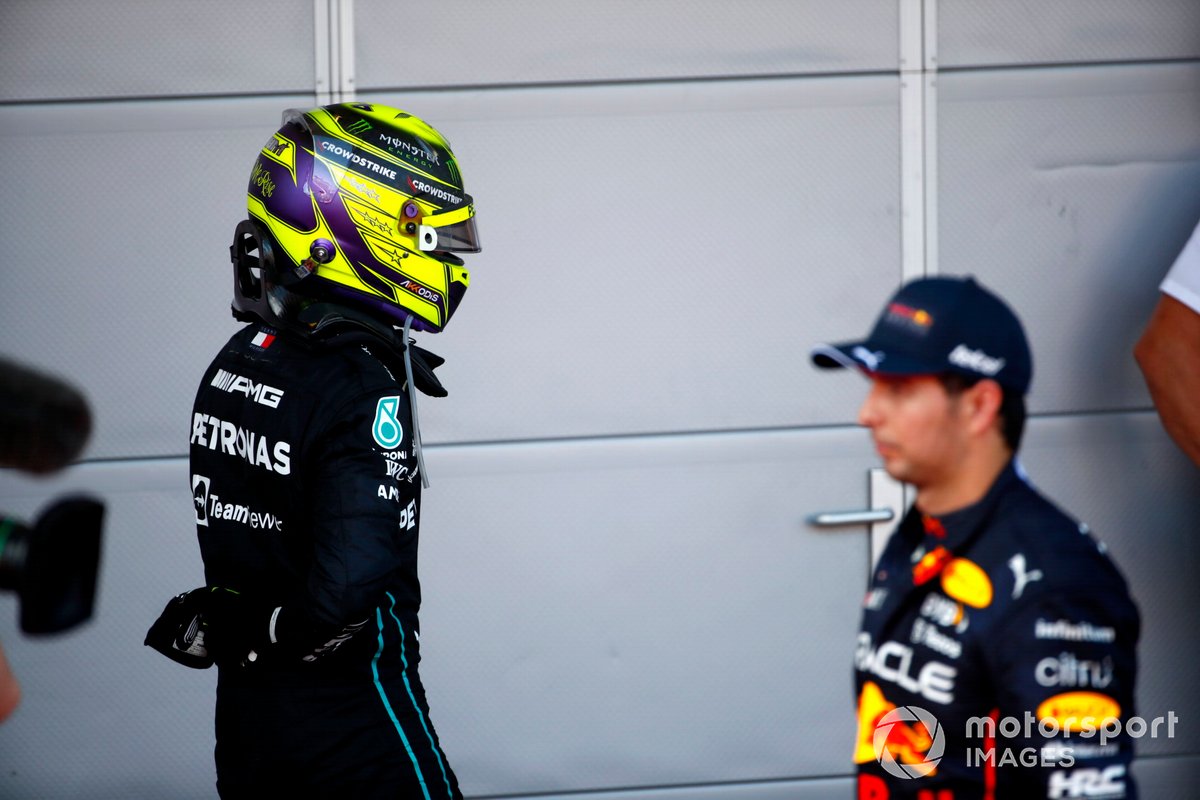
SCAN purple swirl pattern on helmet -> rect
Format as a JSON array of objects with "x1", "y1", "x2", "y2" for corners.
[{"x1": 243, "y1": 104, "x2": 477, "y2": 333}]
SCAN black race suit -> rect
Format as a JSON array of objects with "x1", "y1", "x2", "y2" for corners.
[
  {"x1": 190, "y1": 320, "x2": 461, "y2": 799},
  {"x1": 854, "y1": 461, "x2": 1140, "y2": 800}
]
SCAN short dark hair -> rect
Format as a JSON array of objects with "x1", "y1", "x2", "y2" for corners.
[{"x1": 938, "y1": 373, "x2": 1026, "y2": 452}]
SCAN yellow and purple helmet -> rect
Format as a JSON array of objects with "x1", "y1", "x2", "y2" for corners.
[{"x1": 232, "y1": 103, "x2": 480, "y2": 333}]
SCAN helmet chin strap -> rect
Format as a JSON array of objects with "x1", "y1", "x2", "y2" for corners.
[{"x1": 401, "y1": 315, "x2": 430, "y2": 489}]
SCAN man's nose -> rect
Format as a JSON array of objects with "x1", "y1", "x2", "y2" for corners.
[{"x1": 857, "y1": 380, "x2": 881, "y2": 428}]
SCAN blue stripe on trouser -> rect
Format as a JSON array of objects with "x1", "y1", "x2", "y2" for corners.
[{"x1": 371, "y1": 591, "x2": 454, "y2": 799}]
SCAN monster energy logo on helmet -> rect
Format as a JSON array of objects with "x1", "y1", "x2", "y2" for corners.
[{"x1": 379, "y1": 132, "x2": 441, "y2": 166}]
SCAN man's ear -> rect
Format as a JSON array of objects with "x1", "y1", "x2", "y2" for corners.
[{"x1": 964, "y1": 379, "x2": 1004, "y2": 438}]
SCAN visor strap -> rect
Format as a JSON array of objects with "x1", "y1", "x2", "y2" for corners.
[
  {"x1": 402, "y1": 315, "x2": 431, "y2": 489},
  {"x1": 422, "y1": 204, "x2": 473, "y2": 227}
]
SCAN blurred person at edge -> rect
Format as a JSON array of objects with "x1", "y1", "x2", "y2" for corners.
[
  {"x1": 1135, "y1": 218, "x2": 1200, "y2": 468},
  {"x1": 0, "y1": 355, "x2": 96, "y2": 724},
  {"x1": 146, "y1": 103, "x2": 480, "y2": 798},
  {"x1": 0, "y1": 648, "x2": 17, "y2": 722},
  {"x1": 811, "y1": 276, "x2": 1140, "y2": 799}
]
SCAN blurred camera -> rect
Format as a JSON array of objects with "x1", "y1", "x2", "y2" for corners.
[
  {"x1": 1, "y1": 355, "x2": 105, "y2": 634},
  {"x1": 0, "y1": 498, "x2": 103, "y2": 634}
]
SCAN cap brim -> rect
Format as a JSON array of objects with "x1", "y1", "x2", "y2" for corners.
[
  {"x1": 811, "y1": 342, "x2": 870, "y2": 371},
  {"x1": 810, "y1": 341, "x2": 945, "y2": 376}
]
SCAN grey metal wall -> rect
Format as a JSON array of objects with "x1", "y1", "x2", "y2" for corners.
[{"x1": 0, "y1": 1, "x2": 1198, "y2": 798}]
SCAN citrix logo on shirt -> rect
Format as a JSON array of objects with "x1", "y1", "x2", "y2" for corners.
[{"x1": 191, "y1": 412, "x2": 291, "y2": 474}]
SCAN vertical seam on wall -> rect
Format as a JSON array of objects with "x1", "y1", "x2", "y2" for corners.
[
  {"x1": 923, "y1": 0, "x2": 939, "y2": 279},
  {"x1": 338, "y1": 0, "x2": 357, "y2": 102},
  {"x1": 899, "y1": 0, "x2": 939, "y2": 281},
  {"x1": 314, "y1": 0, "x2": 333, "y2": 105},
  {"x1": 329, "y1": 0, "x2": 342, "y2": 102},
  {"x1": 315, "y1": 0, "x2": 355, "y2": 104}
]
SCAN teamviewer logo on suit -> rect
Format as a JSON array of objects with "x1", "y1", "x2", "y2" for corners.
[
  {"x1": 192, "y1": 475, "x2": 211, "y2": 527},
  {"x1": 873, "y1": 705, "x2": 945, "y2": 779}
]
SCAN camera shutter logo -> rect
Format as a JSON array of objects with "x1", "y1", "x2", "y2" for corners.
[{"x1": 873, "y1": 705, "x2": 945, "y2": 779}]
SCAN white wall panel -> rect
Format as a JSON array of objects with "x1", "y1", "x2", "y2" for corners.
[
  {"x1": 3, "y1": 2, "x2": 1199, "y2": 797},
  {"x1": 4, "y1": 416, "x2": 1193, "y2": 797},
  {"x1": 0, "y1": 463, "x2": 212, "y2": 799},
  {"x1": 937, "y1": 63, "x2": 1200, "y2": 415},
  {"x1": 3, "y1": 78, "x2": 899, "y2": 459},
  {"x1": 363, "y1": 77, "x2": 901, "y2": 445},
  {"x1": 0, "y1": 0, "x2": 315, "y2": 101},
  {"x1": 0, "y1": 428, "x2": 877, "y2": 797},
  {"x1": 938, "y1": 0, "x2": 1200, "y2": 68},
  {"x1": 0, "y1": 96, "x2": 314, "y2": 461},
  {"x1": 356, "y1": 0, "x2": 898, "y2": 91},
  {"x1": 390, "y1": 428, "x2": 877, "y2": 795},
  {"x1": 483, "y1": 763, "x2": 1200, "y2": 800},
  {"x1": 493, "y1": 776, "x2": 855, "y2": 800},
  {"x1": 1131, "y1": 755, "x2": 1200, "y2": 799}
]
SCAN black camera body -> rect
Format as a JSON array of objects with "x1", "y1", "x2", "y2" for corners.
[
  {"x1": 1, "y1": 356, "x2": 105, "y2": 634},
  {"x1": 0, "y1": 498, "x2": 103, "y2": 634}
]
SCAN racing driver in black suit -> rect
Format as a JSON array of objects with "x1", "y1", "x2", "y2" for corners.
[
  {"x1": 146, "y1": 103, "x2": 480, "y2": 798},
  {"x1": 811, "y1": 276, "x2": 1141, "y2": 799}
]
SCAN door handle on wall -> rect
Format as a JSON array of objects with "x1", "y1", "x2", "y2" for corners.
[
  {"x1": 808, "y1": 508, "x2": 894, "y2": 526},
  {"x1": 807, "y1": 468, "x2": 909, "y2": 574}
]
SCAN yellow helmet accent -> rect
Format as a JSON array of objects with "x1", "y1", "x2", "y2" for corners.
[{"x1": 238, "y1": 103, "x2": 480, "y2": 332}]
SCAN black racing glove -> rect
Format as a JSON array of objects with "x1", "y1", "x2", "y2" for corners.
[
  {"x1": 145, "y1": 587, "x2": 279, "y2": 669},
  {"x1": 194, "y1": 586, "x2": 279, "y2": 667},
  {"x1": 144, "y1": 590, "x2": 212, "y2": 669}
]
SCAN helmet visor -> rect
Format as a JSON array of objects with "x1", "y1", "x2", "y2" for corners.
[{"x1": 421, "y1": 201, "x2": 481, "y2": 253}]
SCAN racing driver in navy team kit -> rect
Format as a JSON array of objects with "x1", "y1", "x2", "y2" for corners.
[
  {"x1": 811, "y1": 276, "x2": 1141, "y2": 799},
  {"x1": 146, "y1": 103, "x2": 479, "y2": 798}
]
